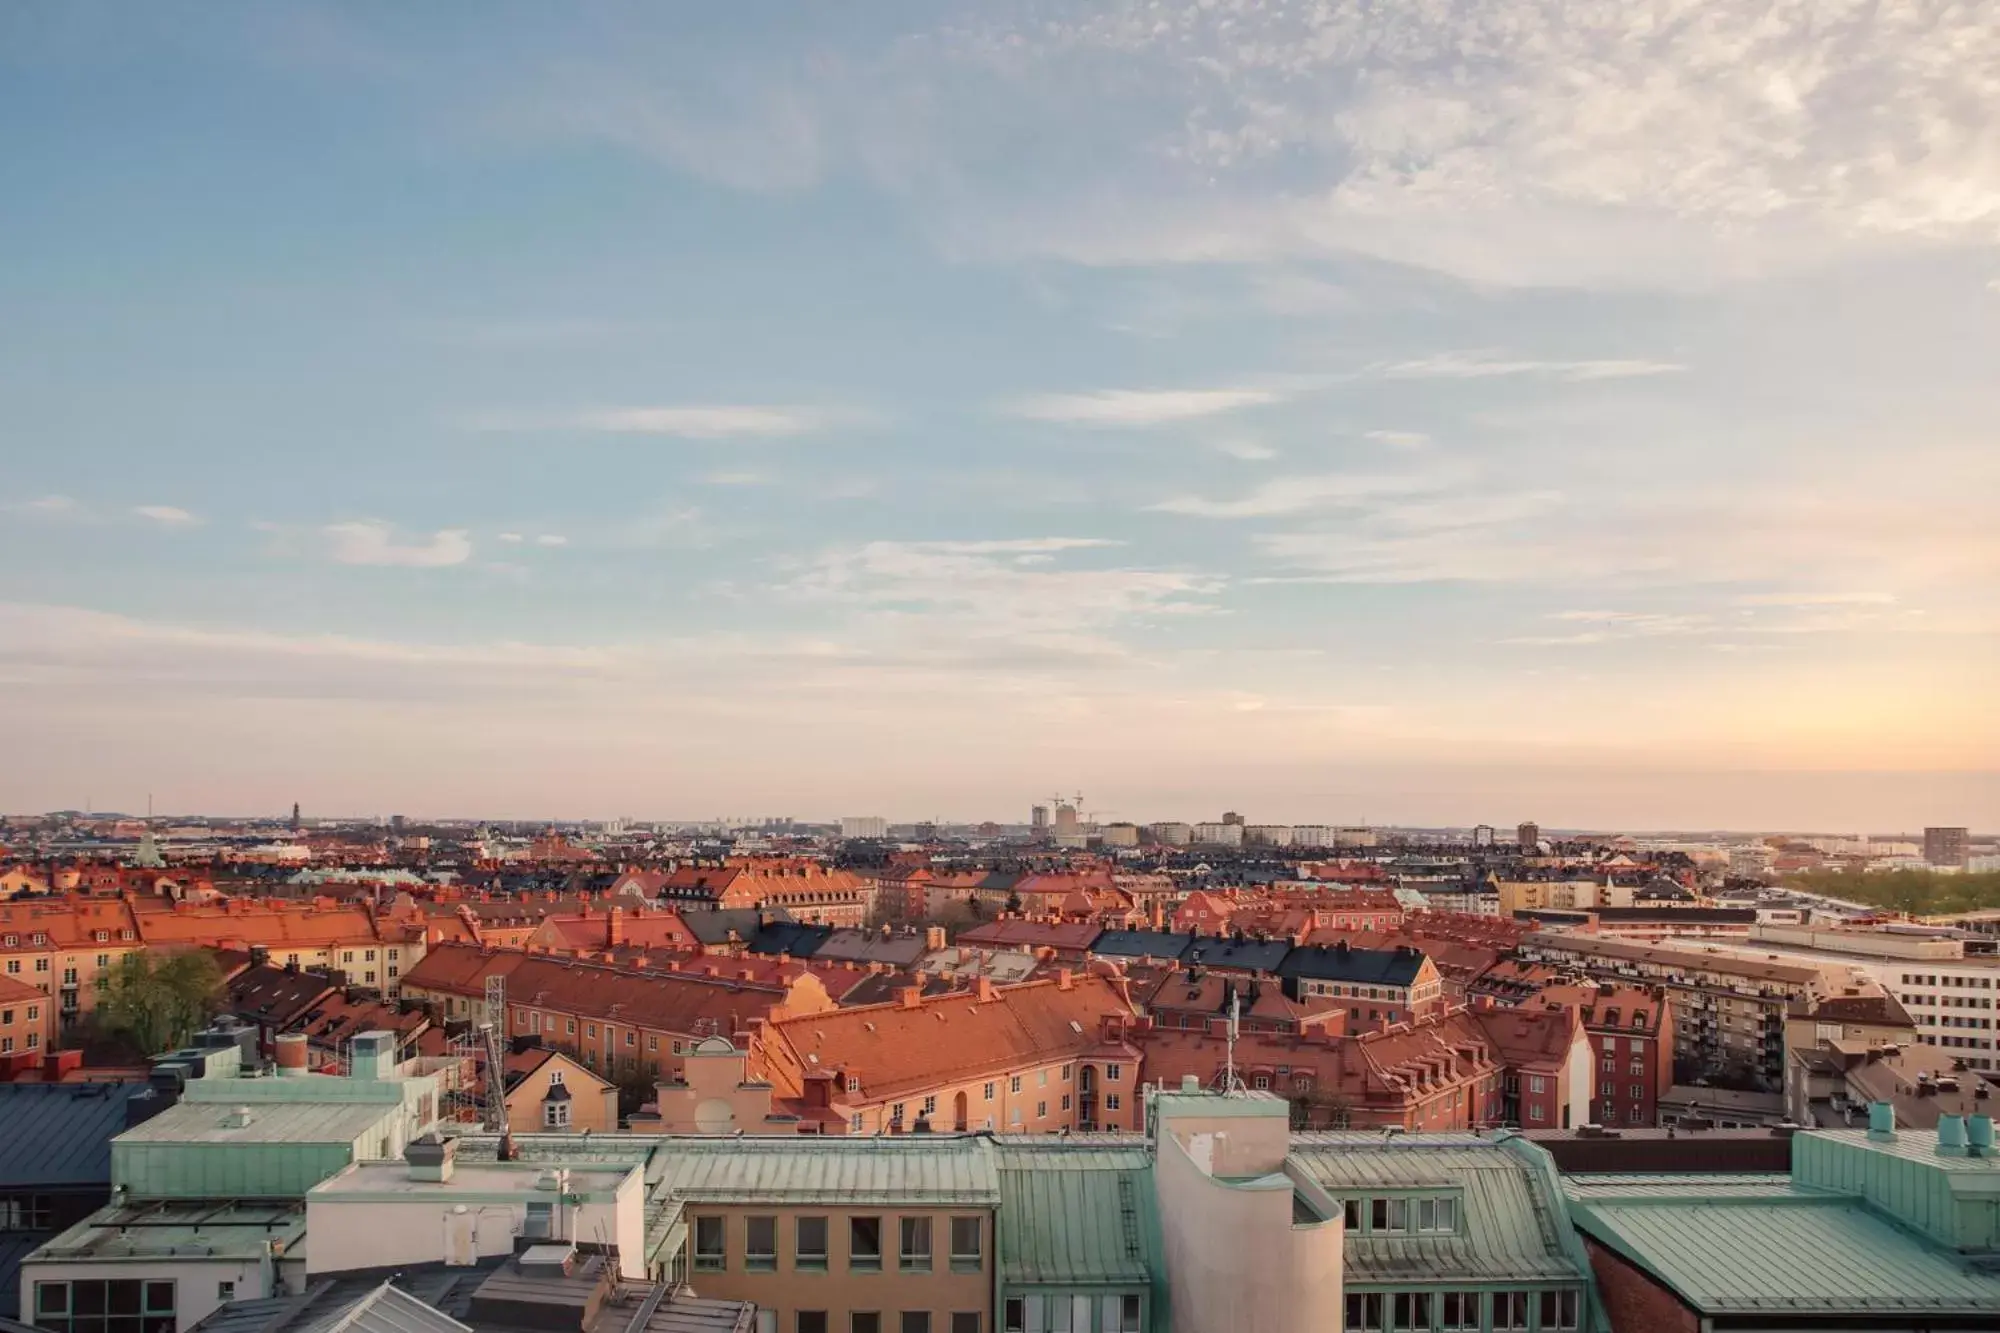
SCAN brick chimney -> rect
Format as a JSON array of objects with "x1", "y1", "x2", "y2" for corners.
[
  {"x1": 1056, "y1": 968, "x2": 1074, "y2": 991},
  {"x1": 899, "y1": 985, "x2": 923, "y2": 1008},
  {"x1": 608, "y1": 906, "x2": 625, "y2": 948},
  {"x1": 975, "y1": 976, "x2": 998, "y2": 1003}
]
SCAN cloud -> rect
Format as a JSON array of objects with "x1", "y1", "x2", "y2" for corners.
[
  {"x1": 1363, "y1": 430, "x2": 1428, "y2": 448},
  {"x1": 1368, "y1": 353, "x2": 1685, "y2": 382},
  {"x1": 1733, "y1": 591, "x2": 1897, "y2": 608},
  {"x1": 702, "y1": 470, "x2": 771, "y2": 486},
  {"x1": 497, "y1": 533, "x2": 525, "y2": 544},
  {"x1": 1215, "y1": 438, "x2": 1277, "y2": 462},
  {"x1": 323, "y1": 522, "x2": 473, "y2": 568},
  {"x1": 133, "y1": 505, "x2": 201, "y2": 528},
  {"x1": 1152, "y1": 471, "x2": 1458, "y2": 519},
  {"x1": 1007, "y1": 387, "x2": 1283, "y2": 426},
  {"x1": 5, "y1": 495, "x2": 81, "y2": 517},
  {"x1": 474, "y1": 406, "x2": 833, "y2": 438},
  {"x1": 533, "y1": 534, "x2": 568, "y2": 548}
]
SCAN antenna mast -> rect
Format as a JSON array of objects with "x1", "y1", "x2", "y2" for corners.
[
  {"x1": 484, "y1": 974, "x2": 514, "y2": 1158},
  {"x1": 1221, "y1": 990, "x2": 1245, "y2": 1095}
]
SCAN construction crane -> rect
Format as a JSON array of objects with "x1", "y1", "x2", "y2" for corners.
[{"x1": 484, "y1": 974, "x2": 515, "y2": 1160}]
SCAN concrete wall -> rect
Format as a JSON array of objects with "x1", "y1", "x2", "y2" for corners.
[
  {"x1": 20, "y1": 1256, "x2": 275, "y2": 1331},
  {"x1": 1152, "y1": 1110, "x2": 1343, "y2": 1333}
]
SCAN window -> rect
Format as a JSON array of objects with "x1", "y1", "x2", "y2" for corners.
[
  {"x1": 853, "y1": 1317, "x2": 882, "y2": 1333},
  {"x1": 849, "y1": 1216, "x2": 883, "y2": 1271},
  {"x1": 921, "y1": 1094, "x2": 937, "y2": 1117},
  {"x1": 34, "y1": 1279, "x2": 176, "y2": 1333},
  {"x1": 950, "y1": 1316, "x2": 980, "y2": 1333},
  {"x1": 694, "y1": 1216, "x2": 725, "y2": 1271},
  {"x1": 1061, "y1": 1063, "x2": 1073, "y2": 1081},
  {"x1": 1061, "y1": 1094, "x2": 1071, "y2": 1112},
  {"x1": 1344, "y1": 1199, "x2": 1362, "y2": 1230},
  {"x1": 587, "y1": 1024, "x2": 598, "y2": 1038},
  {"x1": 1629, "y1": 1084, "x2": 1642, "y2": 1099},
  {"x1": 1370, "y1": 1199, "x2": 1389, "y2": 1230},
  {"x1": 343, "y1": 951, "x2": 355, "y2": 963},
  {"x1": 1528, "y1": 1076, "x2": 1545, "y2": 1094},
  {"x1": 1538, "y1": 1291, "x2": 1579, "y2": 1331},
  {"x1": 1105, "y1": 1063, "x2": 1122, "y2": 1081},
  {"x1": 746, "y1": 1216, "x2": 778, "y2": 1271},
  {"x1": 900, "y1": 1317, "x2": 930, "y2": 1333},
  {"x1": 0, "y1": 1195, "x2": 54, "y2": 1230},
  {"x1": 544, "y1": 1100, "x2": 571, "y2": 1128},
  {"x1": 900, "y1": 1216, "x2": 932, "y2": 1271},
  {"x1": 1391, "y1": 1294, "x2": 1431, "y2": 1330},
  {"x1": 949, "y1": 1216, "x2": 982, "y2": 1270},
  {"x1": 1416, "y1": 1197, "x2": 1456, "y2": 1233},
  {"x1": 1104, "y1": 1094, "x2": 1121, "y2": 1112},
  {"x1": 1528, "y1": 1104, "x2": 1545, "y2": 1122},
  {"x1": 1003, "y1": 1300, "x2": 1024, "y2": 1333},
  {"x1": 1036, "y1": 1101, "x2": 1047, "y2": 1118},
  {"x1": 365, "y1": 949, "x2": 377, "y2": 962},
  {"x1": 983, "y1": 1081, "x2": 996, "y2": 1101},
  {"x1": 625, "y1": 1031, "x2": 636, "y2": 1046},
  {"x1": 1493, "y1": 1292, "x2": 1530, "y2": 1331},
  {"x1": 1440, "y1": 1293, "x2": 1481, "y2": 1331},
  {"x1": 567, "y1": 1018, "x2": 577, "y2": 1035},
  {"x1": 1116, "y1": 1295, "x2": 1140, "y2": 1333},
  {"x1": 1011, "y1": 1075, "x2": 1023, "y2": 1094},
  {"x1": 548, "y1": 1068, "x2": 565, "y2": 1085},
  {"x1": 649, "y1": 1035, "x2": 659, "y2": 1051},
  {"x1": 797, "y1": 1315, "x2": 828, "y2": 1333},
  {"x1": 796, "y1": 1216, "x2": 828, "y2": 1271},
  {"x1": 1344, "y1": 1293, "x2": 1383, "y2": 1331},
  {"x1": 96, "y1": 954, "x2": 109, "y2": 967}
]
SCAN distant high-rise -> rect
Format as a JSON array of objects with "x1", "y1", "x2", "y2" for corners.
[
  {"x1": 391, "y1": 814, "x2": 407, "y2": 833},
  {"x1": 1054, "y1": 803, "x2": 1081, "y2": 837},
  {"x1": 1925, "y1": 826, "x2": 1970, "y2": 868},
  {"x1": 840, "y1": 816, "x2": 888, "y2": 840},
  {"x1": 1031, "y1": 805, "x2": 1049, "y2": 831},
  {"x1": 1518, "y1": 821, "x2": 1541, "y2": 850},
  {"x1": 1472, "y1": 824, "x2": 1495, "y2": 848},
  {"x1": 290, "y1": 801, "x2": 301, "y2": 831},
  {"x1": 1222, "y1": 811, "x2": 1246, "y2": 826}
]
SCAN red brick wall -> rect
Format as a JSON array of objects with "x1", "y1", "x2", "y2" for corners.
[{"x1": 1583, "y1": 1238, "x2": 1699, "y2": 1333}]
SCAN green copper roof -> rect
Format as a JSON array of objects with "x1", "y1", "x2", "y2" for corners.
[
  {"x1": 1561, "y1": 1173, "x2": 1797, "y2": 1201},
  {"x1": 653, "y1": 1135, "x2": 1000, "y2": 1204},
  {"x1": 1288, "y1": 1134, "x2": 1585, "y2": 1287},
  {"x1": 994, "y1": 1142, "x2": 1162, "y2": 1288},
  {"x1": 1793, "y1": 1128, "x2": 2000, "y2": 1252},
  {"x1": 1571, "y1": 1188, "x2": 2000, "y2": 1315}
]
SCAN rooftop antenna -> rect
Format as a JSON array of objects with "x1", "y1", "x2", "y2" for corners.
[{"x1": 1221, "y1": 989, "x2": 1245, "y2": 1096}]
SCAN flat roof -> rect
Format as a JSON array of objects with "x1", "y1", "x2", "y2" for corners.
[
  {"x1": 30, "y1": 1202, "x2": 306, "y2": 1263},
  {"x1": 313, "y1": 1160, "x2": 637, "y2": 1198},
  {"x1": 117, "y1": 1100, "x2": 396, "y2": 1146},
  {"x1": 653, "y1": 1136, "x2": 1000, "y2": 1205}
]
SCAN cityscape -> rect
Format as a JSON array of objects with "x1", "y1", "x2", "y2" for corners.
[{"x1": 5, "y1": 3, "x2": 1999, "y2": 1333}]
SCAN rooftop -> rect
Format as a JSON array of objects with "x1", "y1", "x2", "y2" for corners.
[
  {"x1": 32, "y1": 1200, "x2": 307, "y2": 1262},
  {"x1": 0, "y1": 1083, "x2": 150, "y2": 1187},
  {"x1": 993, "y1": 1140, "x2": 1162, "y2": 1289},
  {"x1": 652, "y1": 1135, "x2": 1001, "y2": 1205},
  {"x1": 116, "y1": 1100, "x2": 397, "y2": 1146},
  {"x1": 311, "y1": 1159, "x2": 638, "y2": 1200}
]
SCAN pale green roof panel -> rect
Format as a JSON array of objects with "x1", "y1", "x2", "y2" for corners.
[
  {"x1": 654, "y1": 1136, "x2": 999, "y2": 1204},
  {"x1": 1288, "y1": 1134, "x2": 1584, "y2": 1286},
  {"x1": 995, "y1": 1144, "x2": 1161, "y2": 1287},
  {"x1": 1572, "y1": 1193, "x2": 2000, "y2": 1314}
]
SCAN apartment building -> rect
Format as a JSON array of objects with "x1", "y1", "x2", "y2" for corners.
[
  {"x1": 1276, "y1": 942, "x2": 1446, "y2": 1029},
  {"x1": 1516, "y1": 934, "x2": 1824, "y2": 1091},
  {"x1": 665, "y1": 1137, "x2": 998, "y2": 1333},
  {"x1": 0, "y1": 898, "x2": 143, "y2": 1032},
  {"x1": 133, "y1": 898, "x2": 425, "y2": 996},
  {"x1": 0, "y1": 974, "x2": 52, "y2": 1067},
  {"x1": 402, "y1": 944, "x2": 835, "y2": 1084},
  {"x1": 651, "y1": 860, "x2": 876, "y2": 927},
  {"x1": 1534, "y1": 985, "x2": 1674, "y2": 1128},
  {"x1": 754, "y1": 973, "x2": 1145, "y2": 1135}
]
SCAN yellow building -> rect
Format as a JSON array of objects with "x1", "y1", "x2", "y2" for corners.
[{"x1": 503, "y1": 1045, "x2": 619, "y2": 1134}]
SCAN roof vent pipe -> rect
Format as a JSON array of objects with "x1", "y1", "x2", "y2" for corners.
[
  {"x1": 1969, "y1": 1115, "x2": 1995, "y2": 1157},
  {"x1": 1938, "y1": 1115, "x2": 1969, "y2": 1158},
  {"x1": 1866, "y1": 1101, "x2": 1896, "y2": 1141}
]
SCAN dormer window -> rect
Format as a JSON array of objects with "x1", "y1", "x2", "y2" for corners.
[{"x1": 846, "y1": 1075, "x2": 861, "y2": 1094}]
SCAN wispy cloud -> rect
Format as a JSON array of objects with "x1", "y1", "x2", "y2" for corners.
[
  {"x1": 5, "y1": 495, "x2": 81, "y2": 517},
  {"x1": 472, "y1": 405, "x2": 835, "y2": 438},
  {"x1": 702, "y1": 470, "x2": 771, "y2": 486},
  {"x1": 1215, "y1": 438, "x2": 1277, "y2": 462},
  {"x1": 1363, "y1": 430, "x2": 1429, "y2": 448},
  {"x1": 533, "y1": 534, "x2": 567, "y2": 548},
  {"x1": 323, "y1": 522, "x2": 472, "y2": 568},
  {"x1": 1733, "y1": 591, "x2": 1897, "y2": 608},
  {"x1": 1368, "y1": 352, "x2": 1685, "y2": 382},
  {"x1": 1008, "y1": 387, "x2": 1283, "y2": 426},
  {"x1": 134, "y1": 505, "x2": 201, "y2": 528},
  {"x1": 1152, "y1": 471, "x2": 1456, "y2": 519}
]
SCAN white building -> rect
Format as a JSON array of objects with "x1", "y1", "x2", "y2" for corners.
[
  {"x1": 1245, "y1": 825, "x2": 1295, "y2": 848},
  {"x1": 1150, "y1": 823, "x2": 1192, "y2": 847},
  {"x1": 1192, "y1": 822, "x2": 1245, "y2": 848},
  {"x1": 839, "y1": 816, "x2": 888, "y2": 840},
  {"x1": 306, "y1": 1137, "x2": 648, "y2": 1281}
]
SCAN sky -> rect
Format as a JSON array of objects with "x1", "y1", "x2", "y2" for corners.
[{"x1": 2, "y1": 2, "x2": 1997, "y2": 831}]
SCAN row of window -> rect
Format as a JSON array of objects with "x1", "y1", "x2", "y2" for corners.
[
  {"x1": 1901, "y1": 993, "x2": 1995, "y2": 1011},
  {"x1": 1598, "y1": 1104, "x2": 1647, "y2": 1124},
  {"x1": 35, "y1": 1279, "x2": 176, "y2": 1333},
  {"x1": 3, "y1": 929, "x2": 135, "y2": 946},
  {"x1": 1340, "y1": 1195, "x2": 1459, "y2": 1235},
  {"x1": 1345, "y1": 1289, "x2": 1579, "y2": 1332},
  {"x1": 1003, "y1": 1294, "x2": 1142, "y2": 1333},
  {"x1": 695, "y1": 1215, "x2": 983, "y2": 1274},
  {"x1": 1902, "y1": 973, "x2": 1994, "y2": 988},
  {"x1": 1598, "y1": 1058, "x2": 1647, "y2": 1076},
  {"x1": 781, "y1": 1315, "x2": 977, "y2": 1333}
]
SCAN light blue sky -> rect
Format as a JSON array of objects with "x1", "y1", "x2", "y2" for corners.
[{"x1": 3, "y1": 2, "x2": 1996, "y2": 829}]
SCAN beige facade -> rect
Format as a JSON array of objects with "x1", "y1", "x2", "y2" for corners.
[
  {"x1": 507, "y1": 1048, "x2": 619, "y2": 1134},
  {"x1": 647, "y1": 1036, "x2": 798, "y2": 1134},
  {"x1": 687, "y1": 1202, "x2": 993, "y2": 1333}
]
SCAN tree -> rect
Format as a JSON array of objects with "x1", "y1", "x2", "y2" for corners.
[{"x1": 95, "y1": 950, "x2": 224, "y2": 1056}]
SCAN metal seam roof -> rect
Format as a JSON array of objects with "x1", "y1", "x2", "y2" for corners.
[
  {"x1": 995, "y1": 1147, "x2": 1161, "y2": 1288},
  {"x1": 653, "y1": 1139, "x2": 1001, "y2": 1204}
]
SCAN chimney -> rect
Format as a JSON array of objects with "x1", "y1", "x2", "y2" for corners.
[
  {"x1": 405, "y1": 1132, "x2": 456, "y2": 1183},
  {"x1": 899, "y1": 985, "x2": 923, "y2": 1008},
  {"x1": 975, "y1": 977, "x2": 998, "y2": 1003},
  {"x1": 608, "y1": 906, "x2": 625, "y2": 948},
  {"x1": 926, "y1": 925, "x2": 947, "y2": 951},
  {"x1": 1056, "y1": 968, "x2": 1074, "y2": 992}
]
